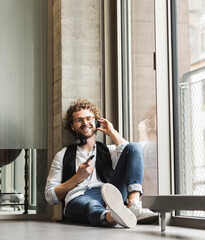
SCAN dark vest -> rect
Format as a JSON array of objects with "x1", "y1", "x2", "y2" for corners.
[{"x1": 62, "y1": 141, "x2": 114, "y2": 184}]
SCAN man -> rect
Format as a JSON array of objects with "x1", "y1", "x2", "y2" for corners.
[{"x1": 45, "y1": 98, "x2": 156, "y2": 228}]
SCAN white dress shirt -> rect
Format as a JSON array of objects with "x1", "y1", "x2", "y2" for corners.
[{"x1": 45, "y1": 141, "x2": 128, "y2": 212}]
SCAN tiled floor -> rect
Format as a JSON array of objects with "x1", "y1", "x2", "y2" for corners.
[{"x1": 0, "y1": 220, "x2": 204, "y2": 240}]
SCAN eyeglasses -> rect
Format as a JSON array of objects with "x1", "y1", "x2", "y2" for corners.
[{"x1": 73, "y1": 116, "x2": 95, "y2": 124}]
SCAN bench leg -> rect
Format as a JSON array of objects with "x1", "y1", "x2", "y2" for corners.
[{"x1": 160, "y1": 211, "x2": 166, "y2": 232}]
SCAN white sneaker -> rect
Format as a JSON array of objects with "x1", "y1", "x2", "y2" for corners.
[
  {"x1": 128, "y1": 200, "x2": 158, "y2": 223},
  {"x1": 101, "y1": 183, "x2": 137, "y2": 228}
]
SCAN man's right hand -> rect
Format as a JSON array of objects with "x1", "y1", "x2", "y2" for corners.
[
  {"x1": 75, "y1": 160, "x2": 94, "y2": 182},
  {"x1": 54, "y1": 159, "x2": 93, "y2": 201}
]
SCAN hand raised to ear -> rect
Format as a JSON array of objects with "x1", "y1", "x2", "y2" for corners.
[
  {"x1": 97, "y1": 118, "x2": 127, "y2": 146},
  {"x1": 96, "y1": 118, "x2": 115, "y2": 136}
]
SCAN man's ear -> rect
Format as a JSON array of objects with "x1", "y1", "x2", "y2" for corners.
[{"x1": 71, "y1": 124, "x2": 75, "y2": 131}]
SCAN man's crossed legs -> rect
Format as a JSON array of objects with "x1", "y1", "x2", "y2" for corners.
[{"x1": 65, "y1": 143, "x2": 157, "y2": 227}]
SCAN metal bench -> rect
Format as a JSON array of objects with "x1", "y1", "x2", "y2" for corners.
[{"x1": 142, "y1": 195, "x2": 205, "y2": 231}]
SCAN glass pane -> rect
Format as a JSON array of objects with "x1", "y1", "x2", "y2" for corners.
[
  {"x1": 131, "y1": 0, "x2": 158, "y2": 195},
  {"x1": 0, "y1": 0, "x2": 47, "y2": 215},
  {"x1": 0, "y1": 0, "x2": 47, "y2": 149},
  {"x1": 174, "y1": 0, "x2": 205, "y2": 218}
]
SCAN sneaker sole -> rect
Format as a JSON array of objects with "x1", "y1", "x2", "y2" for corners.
[{"x1": 101, "y1": 183, "x2": 137, "y2": 228}]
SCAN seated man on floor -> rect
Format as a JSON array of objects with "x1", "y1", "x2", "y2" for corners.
[{"x1": 45, "y1": 98, "x2": 157, "y2": 228}]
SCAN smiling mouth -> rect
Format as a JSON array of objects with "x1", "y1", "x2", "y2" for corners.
[
  {"x1": 81, "y1": 128, "x2": 90, "y2": 132},
  {"x1": 80, "y1": 126, "x2": 91, "y2": 130},
  {"x1": 79, "y1": 127, "x2": 93, "y2": 134},
  {"x1": 80, "y1": 124, "x2": 93, "y2": 130},
  {"x1": 77, "y1": 125, "x2": 96, "y2": 139}
]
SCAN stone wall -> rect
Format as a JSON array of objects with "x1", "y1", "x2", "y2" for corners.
[{"x1": 53, "y1": 0, "x2": 103, "y2": 156}]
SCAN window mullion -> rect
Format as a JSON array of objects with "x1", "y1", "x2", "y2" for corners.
[{"x1": 119, "y1": 0, "x2": 132, "y2": 141}]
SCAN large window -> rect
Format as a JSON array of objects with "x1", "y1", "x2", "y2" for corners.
[
  {"x1": 173, "y1": 0, "x2": 205, "y2": 218},
  {"x1": 113, "y1": 0, "x2": 205, "y2": 228}
]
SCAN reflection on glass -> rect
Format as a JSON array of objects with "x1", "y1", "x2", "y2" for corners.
[
  {"x1": 137, "y1": 107, "x2": 157, "y2": 195},
  {"x1": 131, "y1": 0, "x2": 158, "y2": 195}
]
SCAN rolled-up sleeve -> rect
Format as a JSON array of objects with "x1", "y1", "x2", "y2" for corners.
[
  {"x1": 45, "y1": 148, "x2": 66, "y2": 205},
  {"x1": 107, "y1": 141, "x2": 129, "y2": 169}
]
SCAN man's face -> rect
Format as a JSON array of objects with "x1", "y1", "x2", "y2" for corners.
[{"x1": 71, "y1": 109, "x2": 96, "y2": 138}]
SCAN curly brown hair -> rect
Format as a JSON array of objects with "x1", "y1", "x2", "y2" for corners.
[{"x1": 64, "y1": 98, "x2": 102, "y2": 135}]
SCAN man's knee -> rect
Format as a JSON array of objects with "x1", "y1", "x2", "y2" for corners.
[
  {"x1": 125, "y1": 142, "x2": 143, "y2": 155},
  {"x1": 86, "y1": 200, "x2": 102, "y2": 213}
]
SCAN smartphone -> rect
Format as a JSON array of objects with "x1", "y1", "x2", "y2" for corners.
[
  {"x1": 95, "y1": 119, "x2": 100, "y2": 128},
  {"x1": 85, "y1": 155, "x2": 95, "y2": 165}
]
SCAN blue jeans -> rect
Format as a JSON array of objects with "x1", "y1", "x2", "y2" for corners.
[{"x1": 64, "y1": 142, "x2": 144, "y2": 227}]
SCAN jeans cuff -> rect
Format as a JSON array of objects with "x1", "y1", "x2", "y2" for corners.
[
  {"x1": 128, "y1": 183, "x2": 143, "y2": 195},
  {"x1": 100, "y1": 210, "x2": 114, "y2": 227}
]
